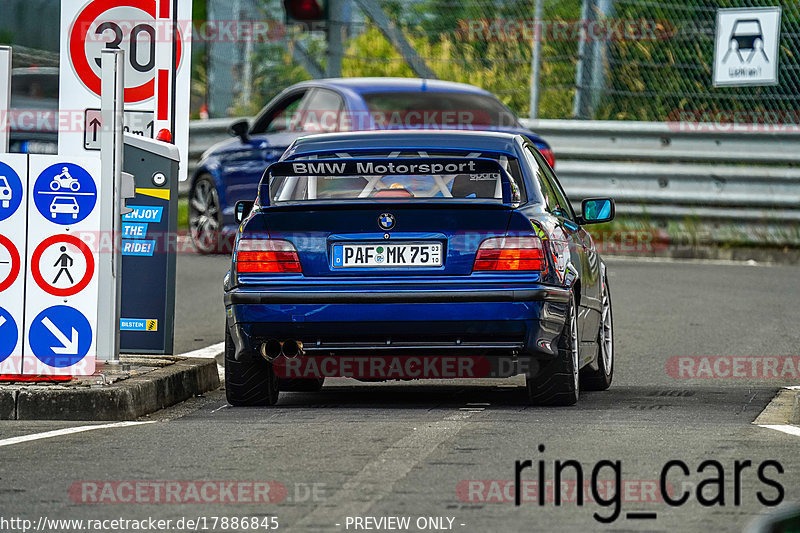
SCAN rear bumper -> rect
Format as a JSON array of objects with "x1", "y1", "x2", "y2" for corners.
[
  {"x1": 224, "y1": 287, "x2": 569, "y2": 305},
  {"x1": 225, "y1": 284, "x2": 570, "y2": 369}
]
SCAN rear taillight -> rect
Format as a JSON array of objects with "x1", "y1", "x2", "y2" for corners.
[
  {"x1": 473, "y1": 236, "x2": 546, "y2": 272},
  {"x1": 235, "y1": 239, "x2": 302, "y2": 274},
  {"x1": 540, "y1": 148, "x2": 555, "y2": 169}
]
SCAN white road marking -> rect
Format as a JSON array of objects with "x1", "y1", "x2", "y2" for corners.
[
  {"x1": 0, "y1": 421, "x2": 155, "y2": 448},
  {"x1": 758, "y1": 424, "x2": 800, "y2": 437},
  {"x1": 287, "y1": 411, "x2": 475, "y2": 532},
  {"x1": 179, "y1": 341, "x2": 224, "y2": 359},
  {"x1": 0, "y1": 342, "x2": 227, "y2": 449}
]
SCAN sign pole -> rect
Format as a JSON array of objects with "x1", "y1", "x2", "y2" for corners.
[
  {"x1": 97, "y1": 49, "x2": 125, "y2": 364},
  {"x1": 154, "y1": 0, "x2": 176, "y2": 140},
  {"x1": 0, "y1": 46, "x2": 11, "y2": 153}
]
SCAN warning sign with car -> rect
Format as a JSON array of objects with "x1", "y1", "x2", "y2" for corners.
[{"x1": 713, "y1": 7, "x2": 782, "y2": 87}]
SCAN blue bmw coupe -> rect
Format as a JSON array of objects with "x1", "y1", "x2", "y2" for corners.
[
  {"x1": 223, "y1": 130, "x2": 614, "y2": 406},
  {"x1": 190, "y1": 78, "x2": 554, "y2": 252}
]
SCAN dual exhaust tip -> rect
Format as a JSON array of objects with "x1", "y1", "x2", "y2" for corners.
[{"x1": 260, "y1": 339, "x2": 303, "y2": 361}]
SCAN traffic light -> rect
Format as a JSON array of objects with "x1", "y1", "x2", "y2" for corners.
[{"x1": 283, "y1": 0, "x2": 327, "y2": 24}]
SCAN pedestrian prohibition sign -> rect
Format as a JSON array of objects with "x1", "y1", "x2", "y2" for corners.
[
  {"x1": 31, "y1": 235, "x2": 95, "y2": 297},
  {"x1": 28, "y1": 305, "x2": 93, "y2": 368}
]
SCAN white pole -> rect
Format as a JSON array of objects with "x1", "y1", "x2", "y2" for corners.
[
  {"x1": 0, "y1": 46, "x2": 11, "y2": 153},
  {"x1": 154, "y1": 0, "x2": 176, "y2": 139},
  {"x1": 529, "y1": 0, "x2": 544, "y2": 119},
  {"x1": 97, "y1": 49, "x2": 125, "y2": 363}
]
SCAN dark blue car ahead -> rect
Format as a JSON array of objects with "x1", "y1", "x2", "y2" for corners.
[
  {"x1": 190, "y1": 78, "x2": 554, "y2": 253},
  {"x1": 223, "y1": 130, "x2": 614, "y2": 406}
]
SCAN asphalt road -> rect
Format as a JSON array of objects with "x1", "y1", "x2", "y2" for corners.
[{"x1": 1, "y1": 255, "x2": 799, "y2": 533}]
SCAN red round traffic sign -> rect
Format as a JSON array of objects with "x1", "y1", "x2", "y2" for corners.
[
  {"x1": 68, "y1": 0, "x2": 183, "y2": 103},
  {"x1": 31, "y1": 235, "x2": 95, "y2": 297},
  {"x1": 0, "y1": 235, "x2": 20, "y2": 293}
]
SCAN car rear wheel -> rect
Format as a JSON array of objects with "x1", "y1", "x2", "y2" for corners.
[
  {"x1": 189, "y1": 174, "x2": 222, "y2": 254},
  {"x1": 525, "y1": 293, "x2": 579, "y2": 406},
  {"x1": 224, "y1": 328, "x2": 279, "y2": 406},
  {"x1": 581, "y1": 275, "x2": 614, "y2": 391}
]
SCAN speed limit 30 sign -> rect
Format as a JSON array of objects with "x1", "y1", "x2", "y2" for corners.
[
  {"x1": 69, "y1": 0, "x2": 184, "y2": 102},
  {"x1": 59, "y1": 0, "x2": 192, "y2": 181}
]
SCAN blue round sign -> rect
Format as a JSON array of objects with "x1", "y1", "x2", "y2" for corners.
[
  {"x1": 33, "y1": 163, "x2": 97, "y2": 225},
  {"x1": 0, "y1": 162, "x2": 23, "y2": 222},
  {"x1": 28, "y1": 305, "x2": 92, "y2": 367},
  {"x1": 0, "y1": 307, "x2": 19, "y2": 363}
]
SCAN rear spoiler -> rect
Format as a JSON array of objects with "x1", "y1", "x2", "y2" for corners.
[{"x1": 258, "y1": 157, "x2": 521, "y2": 206}]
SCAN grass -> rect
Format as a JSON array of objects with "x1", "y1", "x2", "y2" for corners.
[{"x1": 177, "y1": 198, "x2": 188, "y2": 230}]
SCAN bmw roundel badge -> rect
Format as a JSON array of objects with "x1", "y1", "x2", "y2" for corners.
[{"x1": 378, "y1": 213, "x2": 395, "y2": 230}]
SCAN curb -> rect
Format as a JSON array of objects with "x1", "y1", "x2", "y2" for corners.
[
  {"x1": 753, "y1": 387, "x2": 800, "y2": 427},
  {"x1": 1, "y1": 358, "x2": 220, "y2": 421}
]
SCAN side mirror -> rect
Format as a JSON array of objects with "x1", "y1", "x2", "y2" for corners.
[
  {"x1": 235, "y1": 200, "x2": 255, "y2": 223},
  {"x1": 578, "y1": 198, "x2": 615, "y2": 225},
  {"x1": 228, "y1": 119, "x2": 250, "y2": 143}
]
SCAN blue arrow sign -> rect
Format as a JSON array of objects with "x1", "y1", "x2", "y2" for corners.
[
  {"x1": 0, "y1": 307, "x2": 18, "y2": 363},
  {"x1": 32, "y1": 163, "x2": 97, "y2": 225},
  {"x1": 28, "y1": 306, "x2": 92, "y2": 367},
  {"x1": 0, "y1": 162, "x2": 23, "y2": 222}
]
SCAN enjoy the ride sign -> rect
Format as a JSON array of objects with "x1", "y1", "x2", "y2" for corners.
[{"x1": 59, "y1": 0, "x2": 192, "y2": 181}]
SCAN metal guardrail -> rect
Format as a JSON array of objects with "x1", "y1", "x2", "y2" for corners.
[
  {"x1": 187, "y1": 118, "x2": 800, "y2": 245},
  {"x1": 518, "y1": 119, "x2": 800, "y2": 245}
]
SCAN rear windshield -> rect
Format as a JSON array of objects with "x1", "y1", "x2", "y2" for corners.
[
  {"x1": 361, "y1": 92, "x2": 519, "y2": 128},
  {"x1": 272, "y1": 173, "x2": 505, "y2": 202},
  {"x1": 271, "y1": 151, "x2": 525, "y2": 203}
]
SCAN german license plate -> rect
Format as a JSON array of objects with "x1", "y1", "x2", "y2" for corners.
[{"x1": 332, "y1": 242, "x2": 443, "y2": 268}]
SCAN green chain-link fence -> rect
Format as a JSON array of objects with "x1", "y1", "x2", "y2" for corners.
[{"x1": 205, "y1": 0, "x2": 800, "y2": 123}]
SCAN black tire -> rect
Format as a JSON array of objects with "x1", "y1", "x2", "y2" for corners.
[
  {"x1": 525, "y1": 293, "x2": 579, "y2": 406},
  {"x1": 581, "y1": 275, "x2": 614, "y2": 391},
  {"x1": 279, "y1": 377, "x2": 325, "y2": 392},
  {"x1": 189, "y1": 174, "x2": 223, "y2": 254},
  {"x1": 224, "y1": 329, "x2": 279, "y2": 406}
]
